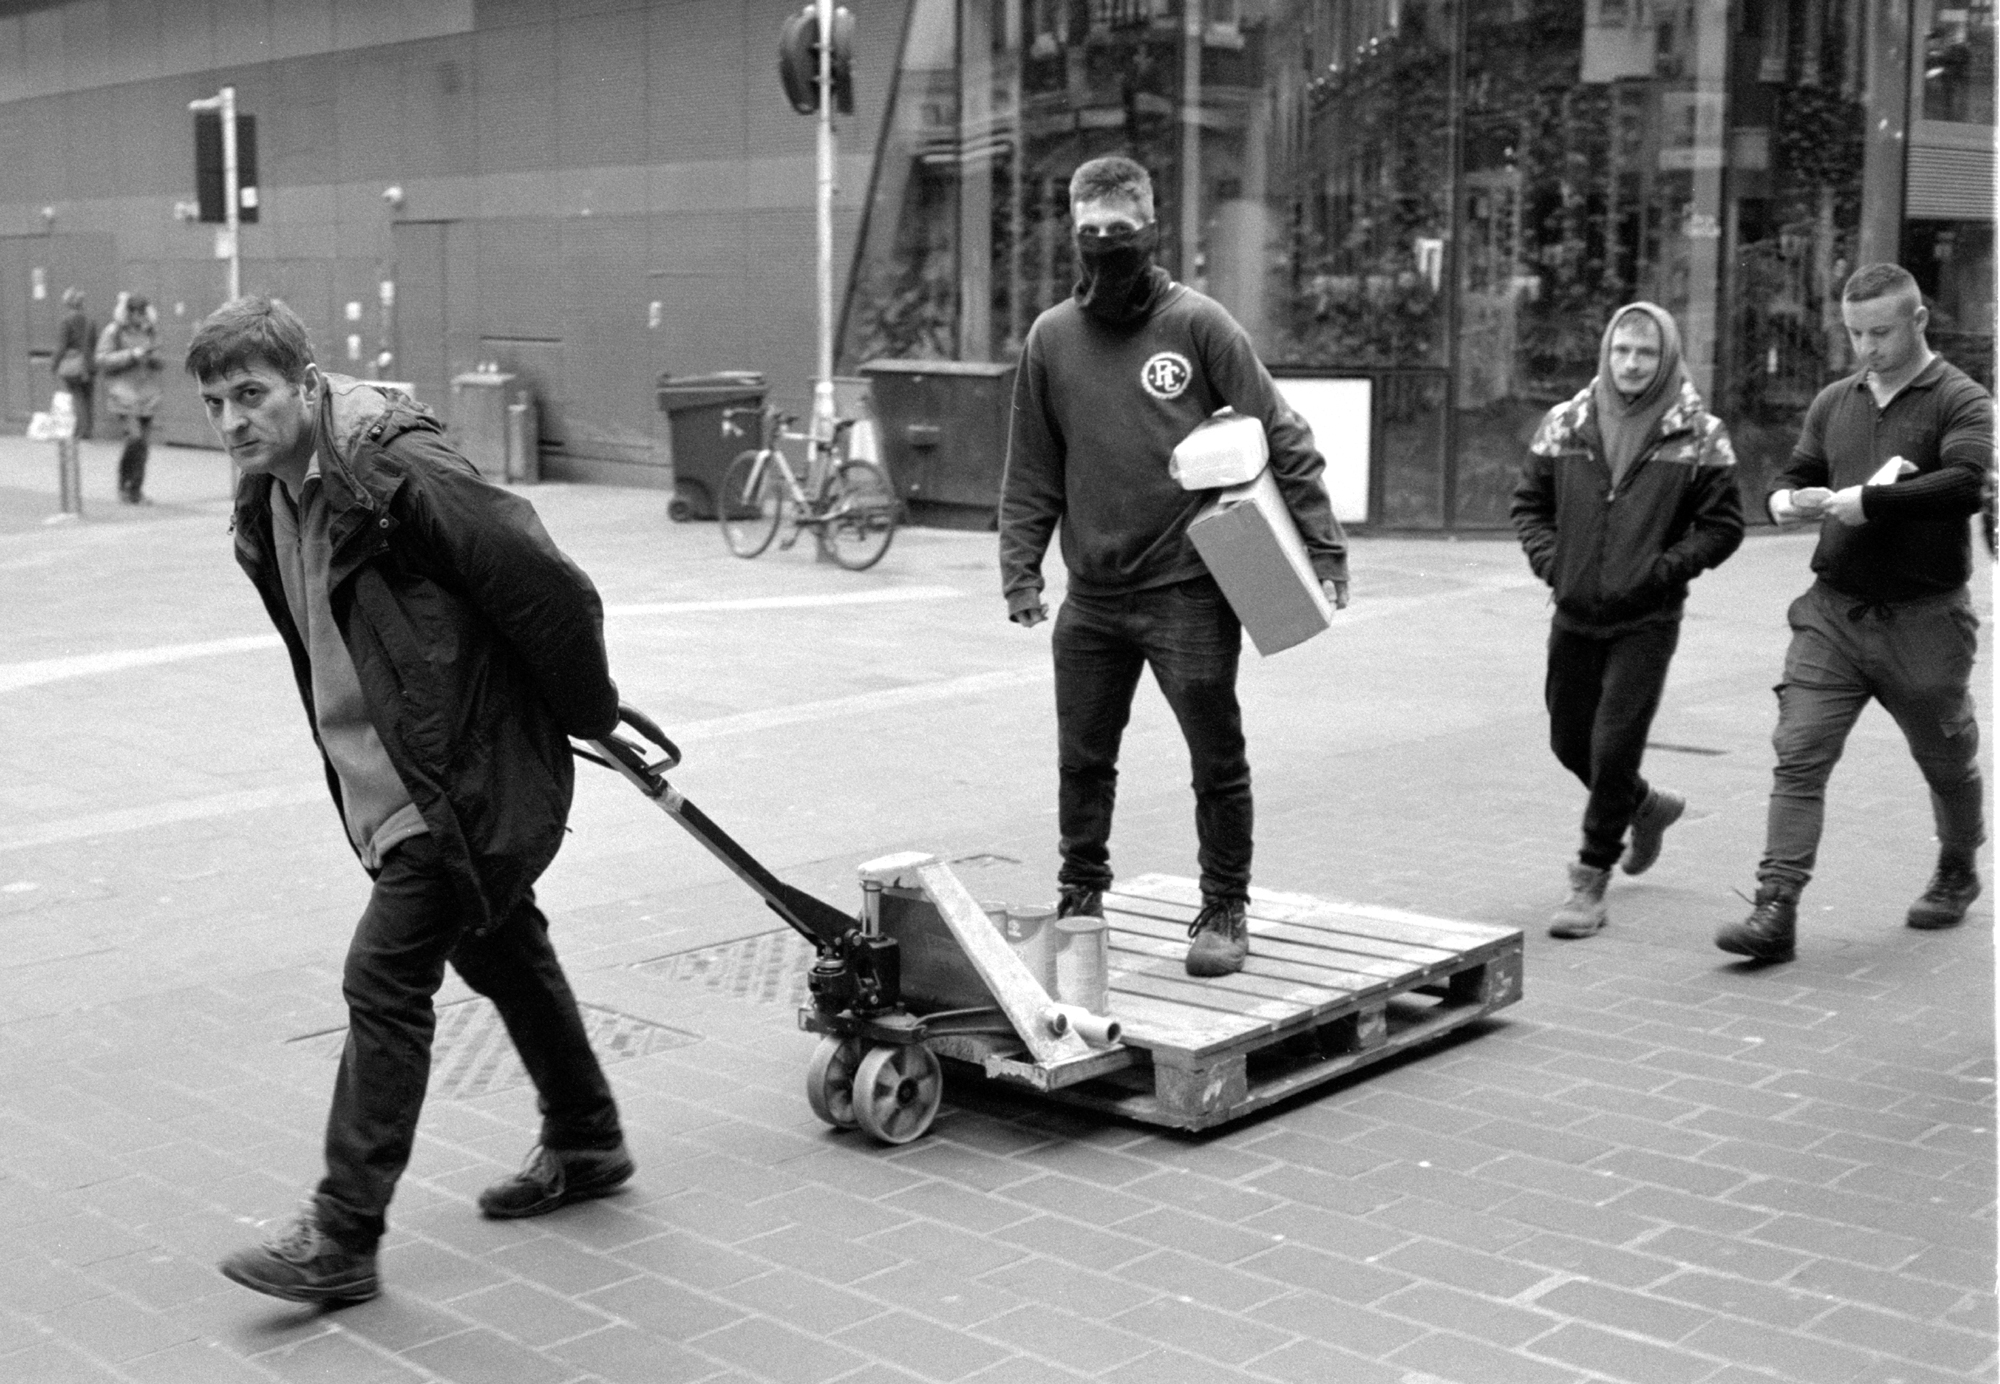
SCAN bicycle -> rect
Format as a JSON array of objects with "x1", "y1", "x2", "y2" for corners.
[{"x1": 717, "y1": 404, "x2": 898, "y2": 570}]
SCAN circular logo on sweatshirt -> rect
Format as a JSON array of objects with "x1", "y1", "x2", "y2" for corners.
[{"x1": 1140, "y1": 351, "x2": 1192, "y2": 400}]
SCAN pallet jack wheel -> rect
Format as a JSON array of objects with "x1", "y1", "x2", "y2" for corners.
[
  {"x1": 851, "y1": 1042, "x2": 943, "y2": 1145},
  {"x1": 805, "y1": 1035, "x2": 864, "y2": 1129}
]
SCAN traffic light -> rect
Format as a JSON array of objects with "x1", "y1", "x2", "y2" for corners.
[
  {"x1": 778, "y1": 5, "x2": 854, "y2": 116},
  {"x1": 194, "y1": 110, "x2": 259, "y2": 224}
]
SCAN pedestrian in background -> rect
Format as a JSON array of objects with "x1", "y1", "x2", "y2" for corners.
[
  {"x1": 96, "y1": 291, "x2": 162, "y2": 503},
  {"x1": 52, "y1": 287, "x2": 94, "y2": 439},
  {"x1": 1720, "y1": 263, "x2": 1993, "y2": 962},
  {"x1": 187, "y1": 297, "x2": 634, "y2": 1306},
  {"x1": 1512, "y1": 302, "x2": 1744, "y2": 938},
  {"x1": 1000, "y1": 155, "x2": 1349, "y2": 979}
]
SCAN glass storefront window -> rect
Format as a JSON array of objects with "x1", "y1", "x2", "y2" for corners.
[{"x1": 845, "y1": 1, "x2": 1983, "y2": 526}]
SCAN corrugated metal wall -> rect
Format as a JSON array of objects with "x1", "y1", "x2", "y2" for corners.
[{"x1": 0, "y1": 0, "x2": 907, "y2": 479}]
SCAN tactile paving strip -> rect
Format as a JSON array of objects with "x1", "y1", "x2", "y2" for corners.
[
  {"x1": 296, "y1": 999, "x2": 699, "y2": 1100},
  {"x1": 630, "y1": 928, "x2": 815, "y2": 1007}
]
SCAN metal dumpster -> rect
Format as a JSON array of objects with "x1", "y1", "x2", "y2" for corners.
[{"x1": 859, "y1": 359, "x2": 1016, "y2": 530}]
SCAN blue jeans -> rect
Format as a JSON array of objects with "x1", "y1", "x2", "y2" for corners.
[
  {"x1": 1760, "y1": 581, "x2": 1985, "y2": 890},
  {"x1": 315, "y1": 833, "x2": 623, "y2": 1252},
  {"x1": 1052, "y1": 575, "x2": 1250, "y2": 902},
  {"x1": 1545, "y1": 619, "x2": 1681, "y2": 869}
]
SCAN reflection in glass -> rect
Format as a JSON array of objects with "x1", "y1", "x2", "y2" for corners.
[
  {"x1": 841, "y1": 1, "x2": 1973, "y2": 526},
  {"x1": 1923, "y1": 1, "x2": 1996, "y2": 124}
]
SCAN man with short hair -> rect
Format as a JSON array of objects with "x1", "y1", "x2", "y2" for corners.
[
  {"x1": 191, "y1": 297, "x2": 633, "y2": 1305},
  {"x1": 1512, "y1": 303, "x2": 1744, "y2": 937},
  {"x1": 1000, "y1": 155, "x2": 1349, "y2": 978},
  {"x1": 1720, "y1": 264, "x2": 1993, "y2": 962}
]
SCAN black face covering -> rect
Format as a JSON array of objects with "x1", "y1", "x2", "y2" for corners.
[{"x1": 1074, "y1": 223, "x2": 1167, "y2": 325}]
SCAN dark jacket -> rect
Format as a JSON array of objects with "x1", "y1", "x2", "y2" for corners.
[
  {"x1": 54, "y1": 309, "x2": 94, "y2": 379},
  {"x1": 1512, "y1": 376, "x2": 1745, "y2": 632},
  {"x1": 1771, "y1": 356, "x2": 1993, "y2": 603},
  {"x1": 234, "y1": 375, "x2": 619, "y2": 933},
  {"x1": 1000, "y1": 281, "x2": 1347, "y2": 615}
]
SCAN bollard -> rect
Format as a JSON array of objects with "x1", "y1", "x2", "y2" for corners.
[
  {"x1": 56, "y1": 436, "x2": 82, "y2": 517},
  {"x1": 34, "y1": 392, "x2": 82, "y2": 520}
]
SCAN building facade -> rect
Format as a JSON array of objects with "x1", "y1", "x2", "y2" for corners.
[
  {"x1": 0, "y1": 0, "x2": 1991, "y2": 522},
  {"x1": 843, "y1": 0, "x2": 1996, "y2": 525}
]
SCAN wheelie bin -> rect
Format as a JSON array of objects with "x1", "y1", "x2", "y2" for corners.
[{"x1": 657, "y1": 371, "x2": 767, "y2": 520}]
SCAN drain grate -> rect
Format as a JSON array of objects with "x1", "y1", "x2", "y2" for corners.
[
  {"x1": 631, "y1": 929, "x2": 817, "y2": 1006},
  {"x1": 293, "y1": 1000, "x2": 698, "y2": 1101}
]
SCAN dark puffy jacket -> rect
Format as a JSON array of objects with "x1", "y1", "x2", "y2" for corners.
[
  {"x1": 234, "y1": 375, "x2": 619, "y2": 933},
  {"x1": 1511, "y1": 377, "x2": 1745, "y2": 631}
]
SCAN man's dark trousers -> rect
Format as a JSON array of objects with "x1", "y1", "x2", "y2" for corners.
[
  {"x1": 316, "y1": 833, "x2": 623, "y2": 1252},
  {"x1": 1053, "y1": 574, "x2": 1251, "y2": 902},
  {"x1": 1546, "y1": 620, "x2": 1681, "y2": 869},
  {"x1": 1760, "y1": 580, "x2": 1984, "y2": 889}
]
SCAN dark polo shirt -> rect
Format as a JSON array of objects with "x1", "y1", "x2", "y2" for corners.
[{"x1": 1772, "y1": 355, "x2": 1994, "y2": 603}]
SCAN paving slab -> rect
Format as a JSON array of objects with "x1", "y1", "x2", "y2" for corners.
[{"x1": 0, "y1": 434, "x2": 1990, "y2": 1383}]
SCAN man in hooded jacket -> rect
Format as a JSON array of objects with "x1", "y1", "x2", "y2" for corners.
[
  {"x1": 999, "y1": 155, "x2": 1348, "y2": 978},
  {"x1": 187, "y1": 297, "x2": 633, "y2": 1306},
  {"x1": 1512, "y1": 303, "x2": 1745, "y2": 937}
]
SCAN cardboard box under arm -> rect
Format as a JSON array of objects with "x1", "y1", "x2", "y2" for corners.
[{"x1": 1186, "y1": 467, "x2": 1333, "y2": 656}]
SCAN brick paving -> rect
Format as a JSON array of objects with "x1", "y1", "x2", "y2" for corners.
[{"x1": 0, "y1": 434, "x2": 1991, "y2": 1383}]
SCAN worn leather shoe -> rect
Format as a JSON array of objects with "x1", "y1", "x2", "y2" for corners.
[
  {"x1": 1717, "y1": 882, "x2": 1798, "y2": 962},
  {"x1": 218, "y1": 1204, "x2": 379, "y2": 1306},
  {"x1": 1186, "y1": 897, "x2": 1249, "y2": 977},
  {"x1": 478, "y1": 1143, "x2": 635, "y2": 1220},
  {"x1": 1621, "y1": 788, "x2": 1685, "y2": 876},
  {"x1": 1908, "y1": 859, "x2": 1982, "y2": 930}
]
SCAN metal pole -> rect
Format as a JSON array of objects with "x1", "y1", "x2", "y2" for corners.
[
  {"x1": 813, "y1": 0, "x2": 836, "y2": 447},
  {"x1": 221, "y1": 85, "x2": 240, "y2": 299}
]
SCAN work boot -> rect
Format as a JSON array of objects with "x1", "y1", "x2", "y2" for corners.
[
  {"x1": 218, "y1": 1203, "x2": 379, "y2": 1306},
  {"x1": 478, "y1": 1142, "x2": 635, "y2": 1220},
  {"x1": 1907, "y1": 856, "x2": 1982, "y2": 930},
  {"x1": 1716, "y1": 881, "x2": 1799, "y2": 962},
  {"x1": 1621, "y1": 787, "x2": 1686, "y2": 876},
  {"x1": 1056, "y1": 886, "x2": 1103, "y2": 920},
  {"x1": 1186, "y1": 896, "x2": 1249, "y2": 976},
  {"x1": 1549, "y1": 862, "x2": 1611, "y2": 938}
]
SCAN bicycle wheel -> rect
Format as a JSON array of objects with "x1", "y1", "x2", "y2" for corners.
[
  {"x1": 719, "y1": 450, "x2": 783, "y2": 558},
  {"x1": 820, "y1": 459, "x2": 897, "y2": 570}
]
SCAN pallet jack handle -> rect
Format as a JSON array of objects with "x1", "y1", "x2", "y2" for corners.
[{"x1": 576, "y1": 704, "x2": 859, "y2": 951}]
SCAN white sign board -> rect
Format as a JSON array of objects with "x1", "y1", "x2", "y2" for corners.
[{"x1": 1273, "y1": 376, "x2": 1371, "y2": 524}]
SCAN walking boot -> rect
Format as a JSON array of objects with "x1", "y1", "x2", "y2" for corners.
[
  {"x1": 218, "y1": 1202, "x2": 379, "y2": 1305},
  {"x1": 1186, "y1": 896, "x2": 1249, "y2": 976},
  {"x1": 1621, "y1": 787, "x2": 1685, "y2": 876},
  {"x1": 1907, "y1": 856, "x2": 1982, "y2": 930},
  {"x1": 1716, "y1": 881, "x2": 1798, "y2": 962},
  {"x1": 478, "y1": 1142, "x2": 635, "y2": 1219},
  {"x1": 1549, "y1": 862, "x2": 1610, "y2": 938}
]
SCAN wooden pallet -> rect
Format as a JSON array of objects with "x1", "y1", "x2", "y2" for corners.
[{"x1": 961, "y1": 874, "x2": 1522, "y2": 1132}]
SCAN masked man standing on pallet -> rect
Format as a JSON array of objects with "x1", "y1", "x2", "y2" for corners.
[
  {"x1": 1512, "y1": 302, "x2": 1745, "y2": 938},
  {"x1": 1000, "y1": 155, "x2": 1349, "y2": 978},
  {"x1": 189, "y1": 297, "x2": 635, "y2": 1306}
]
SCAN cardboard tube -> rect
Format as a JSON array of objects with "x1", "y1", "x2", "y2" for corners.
[{"x1": 1050, "y1": 1003, "x2": 1121, "y2": 1048}]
